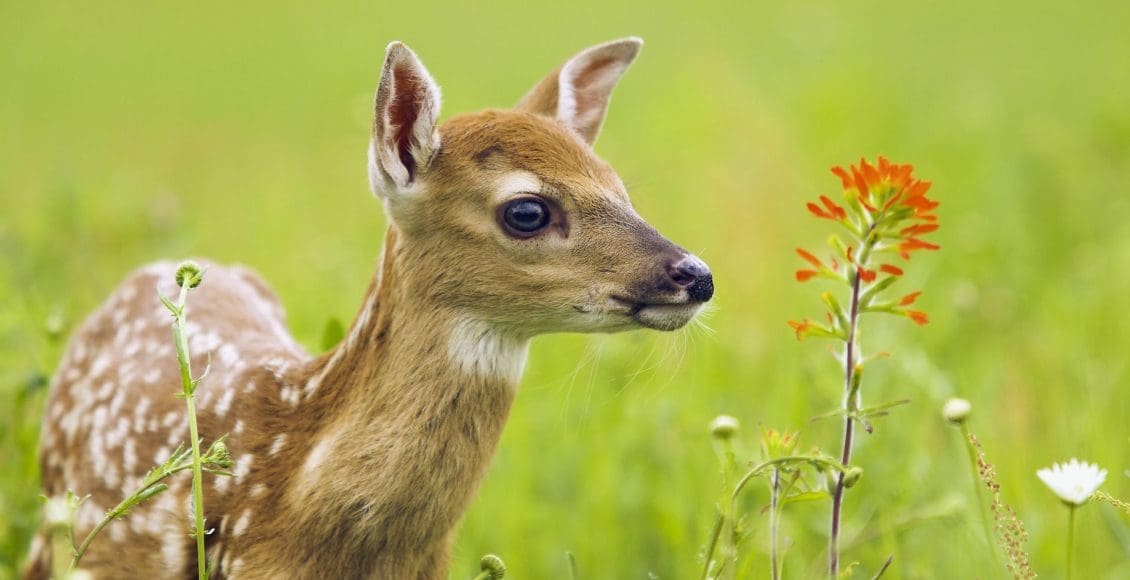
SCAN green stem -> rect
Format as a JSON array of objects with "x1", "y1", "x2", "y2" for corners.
[
  {"x1": 959, "y1": 424, "x2": 1000, "y2": 573},
  {"x1": 1066, "y1": 504, "x2": 1076, "y2": 580},
  {"x1": 769, "y1": 470, "x2": 781, "y2": 580},
  {"x1": 172, "y1": 284, "x2": 208, "y2": 580},
  {"x1": 719, "y1": 439, "x2": 737, "y2": 580}
]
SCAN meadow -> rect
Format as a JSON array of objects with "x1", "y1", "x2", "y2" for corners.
[{"x1": 2, "y1": 0, "x2": 1129, "y2": 577}]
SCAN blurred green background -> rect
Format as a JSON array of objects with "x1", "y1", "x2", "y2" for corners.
[{"x1": 2, "y1": 0, "x2": 1128, "y2": 577}]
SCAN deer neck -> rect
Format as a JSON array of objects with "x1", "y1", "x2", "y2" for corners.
[{"x1": 285, "y1": 225, "x2": 530, "y2": 551}]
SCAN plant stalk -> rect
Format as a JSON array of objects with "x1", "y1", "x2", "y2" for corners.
[
  {"x1": 172, "y1": 283, "x2": 208, "y2": 580},
  {"x1": 769, "y1": 469, "x2": 781, "y2": 580},
  {"x1": 1066, "y1": 504, "x2": 1076, "y2": 580},
  {"x1": 829, "y1": 268, "x2": 862, "y2": 577},
  {"x1": 960, "y1": 425, "x2": 1001, "y2": 572}
]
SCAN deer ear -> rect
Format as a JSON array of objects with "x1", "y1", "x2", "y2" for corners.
[
  {"x1": 369, "y1": 42, "x2": 442, "y2": 197},
  {"x1": 515, "y1": 37, "x2": 642, "y2": 146}
]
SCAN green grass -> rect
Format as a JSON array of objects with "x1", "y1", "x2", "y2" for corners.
[{"x1": 2, "y1": 0, "x2": 1129, "y2": 577}]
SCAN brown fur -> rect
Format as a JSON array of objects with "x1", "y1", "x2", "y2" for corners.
[{"x1": 29, "y1": 39, "x2": 711, "y2": 579}]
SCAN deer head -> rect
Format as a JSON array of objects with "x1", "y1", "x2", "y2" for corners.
[{"x1": 366, "y1": 38, "x2": 713, "y2": 338}]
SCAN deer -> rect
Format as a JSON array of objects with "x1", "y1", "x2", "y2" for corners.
[{"x1": 27, "y1": 37, "x2": 714, "y2": 579}]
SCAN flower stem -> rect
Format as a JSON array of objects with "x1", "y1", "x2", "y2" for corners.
[
  {"x1": 172, "y1": 283, "x2": 208, "y2": 580},
  {"x1": 960, "y1": 425, "x2": 1001, "y2": 572},
  {"x1": 1066, "y1": 504, "x2": 1076, "y2": 580},
  {"x1": 829, "y1": 268, "x2": 862, "y2": 577},
  {"x1": 769, "y1": 470, "x2": 781, "y2": 580}
]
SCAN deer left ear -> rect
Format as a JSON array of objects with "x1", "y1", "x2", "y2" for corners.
[
  {"x1": 369, "y1": 41, "x2": 442, "y2": 197},
  {"x1": 515, "y1": 37, "x2": 642, "y2": 146}
]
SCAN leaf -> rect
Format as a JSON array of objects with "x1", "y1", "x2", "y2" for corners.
[
  {"x1": 857, "y1": 399, "x2": 912, "y2": 418},
  {"x1": 321, "y1": 317, "x2": 346, "y2": 352},
  {"x1": 781, "y1": 490, "x2": 830, "y2": 505},
  {"x1": 809, "y1": 408, "x2": 848, "y2": 423},
  {"x1": 157, "y1": 293, "x2": 181, "y2": 316},
  {"x1": 871, "y1": 555, "x2": 895, "y2": 579}
]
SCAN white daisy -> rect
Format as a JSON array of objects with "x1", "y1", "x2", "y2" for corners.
[{"x1": 1036, "y1": 458, "x2": 1107, "y2": 506}]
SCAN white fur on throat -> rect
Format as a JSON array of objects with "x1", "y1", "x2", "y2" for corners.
[{"x1": 448, "y1": 318, "x2": 529, "y2": 385}]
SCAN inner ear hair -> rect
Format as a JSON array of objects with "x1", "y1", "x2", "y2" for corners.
[{"x1": 370, "y1": 41, "x2": 443, "y2": 195}]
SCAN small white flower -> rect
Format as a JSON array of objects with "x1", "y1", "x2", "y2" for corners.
[
  {"x1": 1036, "y1": 458, "x2": 1107, "y2": 506},
  {"x1": 942, "y1": 397, "x2": 972, "y2": 423}
]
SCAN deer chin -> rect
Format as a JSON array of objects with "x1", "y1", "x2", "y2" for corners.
[{"x1": 607, "y1": 296, "x2": 705, "y2": 331}]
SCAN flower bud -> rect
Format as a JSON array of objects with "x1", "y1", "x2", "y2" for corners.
[
  {"x1": 843, "y1": 466, "x2": 864, "y2": 488},
  {"x1": 206, "y1": 439, "x2": 234, "y2": 469},
  {"x1": 43, "y1": 496, "x2": 72, "y2": 529},
  {"x1": 710, "y1": 415, "x2": 740, "y2": 440},
  {"x1": 480, "y1": 554, "x2": 506, "y2": 579},
  {"x1": 175, "y1": 261, "x2": 204, "y2": 289},
  {"x1": 942, "y1": 398, "x2": 972, "y2": 424}
]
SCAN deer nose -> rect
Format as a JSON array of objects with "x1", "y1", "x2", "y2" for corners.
[{"x1": 667, "y1": 255, "x2": 714, "y2": 302}]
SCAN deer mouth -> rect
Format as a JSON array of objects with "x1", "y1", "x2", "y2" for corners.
[{"x1": 608, "y1": 296, "x2": 704, "y2": 331}]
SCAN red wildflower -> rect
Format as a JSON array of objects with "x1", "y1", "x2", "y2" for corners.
[
  {"x1": 898, "y1": 291, "x2": 922, "y2": 306},
  {"x1": 898, "y1": 237, "x2": 941, "y2": 259},
  {"x1": 879, "y1": 264, "x2": 904, "y2": 276},
  {"x1": 858, "y1": 268, "x2": 877, "y2": 283},
  {"x1": 906, "y1": 310, "x2": 929, "y2": 326},
  {"x1": 787, "y1": 319, "x2": 812, "y2": 340},
  {"x1": 796, "y1": 248, "x2": 823, "y2": 268}
]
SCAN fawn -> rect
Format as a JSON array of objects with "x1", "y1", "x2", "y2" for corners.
[{"x1": 28, "y1": 38, "x2": 713, "y2": 578}]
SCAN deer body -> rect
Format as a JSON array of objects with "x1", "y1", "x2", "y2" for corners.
[{"x1": 30, "y1": 38, "x2": 713, "y2": 579}]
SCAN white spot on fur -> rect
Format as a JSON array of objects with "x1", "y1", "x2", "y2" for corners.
[
  {"x1": 280, "y1": 385, "x2": 301, "y2": 406},
  {"x1": 215, "y1": 388, "x2": 236, "y2": 416},
  {"x1": 250, "y1": 483, "x2": 266, "y2": 498},
  {"x1": 218, "y1": 343, "x2": 240, "y2": 366},
  {"x1": 269, "y1": 434, "x2": 287, "y2": 456},
  {"x1": 161, "y1": 533, "x2": 185, "y2": 572},
  {"x1": 90, "y1": 354, "x2": 111, "y2": 378},
  {"x1": 302, "y1": 431, "x2": 336, "y2": 480},
  {"x1": 233, "y1": 454, "x2": 254, "y2": 483},
  {"x1": 154, "y1": 446, "x2": 170, "y2": 464},
  {"x1": 123, "y1": 437, "x2": 138, "y2": 471},
  {"x1": 232, "y1": 511, "x2": 251, "y2": 537},
  {"x1": 448, "y1": 318, "x2": 529, "y2": 385}
]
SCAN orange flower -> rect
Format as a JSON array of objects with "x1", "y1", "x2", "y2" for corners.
[
  {"x1": 829, "y1": 157, "x2": 939, "y2": 221},
  {"x1": 898, "y1": 237, "x2": 941, "y2": 259},
  {"x1": 799, "y1": 157, "x2": 939, "y2": 331},
  {"x1": 787, "y1": 319, "x2": 813, "y2": 340},
  {"x1": 796, "y1": 248, "x2": 823, "y2": 268},
  {"x1": 898, "y1": 291, "x2": 922, "y2": 306},
  {"x1": 807, "y1": 195, "x2": 848, "y2": 221},
  {"x1": 906, "y1": 310, "x2": 929, "y2": 325},
  {"x1": 796, "y1": 248, "x2": 824, "y2": 282},
  {"x1": 879, "y1": 264, "x2": 904, "y2": 276}
]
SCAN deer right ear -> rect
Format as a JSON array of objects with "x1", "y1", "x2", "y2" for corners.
[
  {"x1": 369, "y1": 42, "x2": 442, "y2": 197},
  {"x1": 515, "y1": 38, "x2": 642, "y2": 146}
]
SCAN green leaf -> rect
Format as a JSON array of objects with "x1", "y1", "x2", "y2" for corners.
[
  {"x1": 781, "y1": 490, "x2": 830, "y2": 505},
  {"x1": 857, "y1": 399, "x2": 912, "y2": 418}
]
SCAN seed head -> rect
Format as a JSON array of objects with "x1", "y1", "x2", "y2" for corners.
[
  {"x1": 710, "y1": 415, "x2": 740, "y2": 440},
  {"x1": 942, "y1": 397, "x2": 972, "y2": 424},
  {"x1": 175, "y1": 261, "x2": 204, "y2": 289},
  {"x1": 479, "y1": 554, "x2": 506, "y2": 579},
  {"x1": 843, "y1": 466, "x2": 864, "y2": 488}
]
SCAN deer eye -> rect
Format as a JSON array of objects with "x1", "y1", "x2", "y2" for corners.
[{"x1": 501, "y1": 198, "x2": 550, "y2": 236}]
